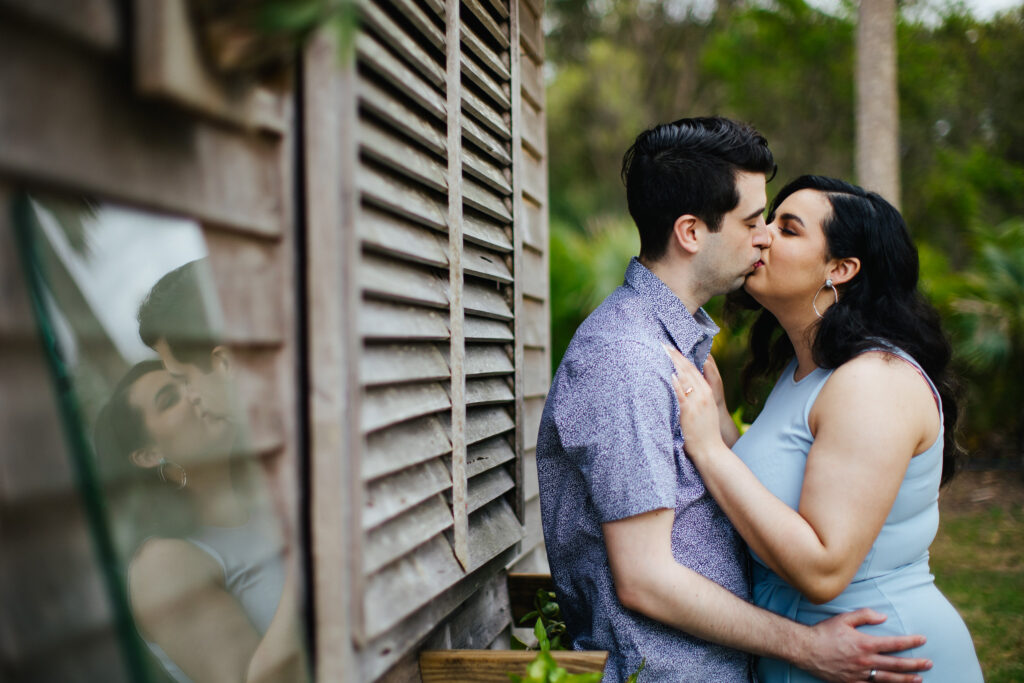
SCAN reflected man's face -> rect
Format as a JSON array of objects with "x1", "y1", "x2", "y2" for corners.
[{"x1": 153, "y1": 338, "x2": 234, "y2": 424}]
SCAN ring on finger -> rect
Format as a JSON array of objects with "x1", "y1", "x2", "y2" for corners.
[
  {"x1": 867, "y1": 669, "x2": 877, "y2": 682},
  {"x1": 683, "y1": 386, "x2": 694, "y2": 396}
]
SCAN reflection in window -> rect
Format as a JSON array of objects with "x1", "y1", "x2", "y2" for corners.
[{"x1": 14, "y1": 195, "x2": 308, "y2": 683}]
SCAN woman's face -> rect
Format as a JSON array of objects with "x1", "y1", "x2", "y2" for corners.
[
  {"x1": 744, "y1": 188, "x2": 834, "y2": 311},
  {"x1": 128, "y1": 369, "x2": 234, "y2": 465}
]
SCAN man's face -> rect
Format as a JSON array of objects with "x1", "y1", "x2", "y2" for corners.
[
  {"x1": 153, "y1": 338, "x2": 234, "y2": 423},
  {"x1": 697, "y1": 170, "x2": 771, "y2": 296}
]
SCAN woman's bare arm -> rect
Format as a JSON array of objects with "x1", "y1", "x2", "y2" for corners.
[
  {"x1": 130, "y1": 538, "x2": 306, "y2": 683},
  {"x1": 669, "y1": 351, "x2": 940, "y2": 602}
]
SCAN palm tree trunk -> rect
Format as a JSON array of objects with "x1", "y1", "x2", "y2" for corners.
[{"x1": 856, "y1": 0, "x2": 900, "y2": 208}]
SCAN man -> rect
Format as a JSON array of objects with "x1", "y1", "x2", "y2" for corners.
[
  {"x1": 138, "y1": 258, "x2": 236, "y2": 425},
  {"x1": 536, "y1": 117, "x2": 932, "y2": 681}
]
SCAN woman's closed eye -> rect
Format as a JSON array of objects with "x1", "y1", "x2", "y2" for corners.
[
  {"x1": 776, "y1": 219, "x2": 799, "y2": 236},
  {"x1": 155, "y1": 383, "x2": 182, "y2": 411}
]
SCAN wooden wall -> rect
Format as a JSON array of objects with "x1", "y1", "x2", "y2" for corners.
[{"x1": 1, "y1": 0, "x2": 549, "y2": 680}]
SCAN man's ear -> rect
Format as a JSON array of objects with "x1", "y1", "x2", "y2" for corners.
[
  {"x1": 210, "y1": 345, "x2": 233, "y2": 376},
  {"x1": 671, "y1": 214, "x2": 703, "y2": 255},
  {"x1": 130, "y1": 446, "x2": 162, "y2": 469},
  {"x1": 828, "y1": 257, "x2": 861, "y2": 286}
]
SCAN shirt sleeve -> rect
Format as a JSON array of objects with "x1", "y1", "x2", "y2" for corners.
[{"x1": 551, "y1": 339, "x2": 679, "y2": 523}]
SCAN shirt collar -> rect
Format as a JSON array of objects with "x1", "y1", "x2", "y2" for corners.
[{"x1": 624, "y1": 257, "x2": 719, "y2": 357}]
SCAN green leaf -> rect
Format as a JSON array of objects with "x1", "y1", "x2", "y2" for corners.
[
  {"x1": 527, "y1": 654, "x2": 549, "y2": 679},
  {"x1": 534, "y1": 618, "x2": 550, "y2": 651},
  {"x1": 625, "y1": 658, "x2": 646, "y2": 683}
]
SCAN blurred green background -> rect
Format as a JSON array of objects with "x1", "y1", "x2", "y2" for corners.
[{"x1": 545, "y1": 0, "x2": 1024, "y2": 462}]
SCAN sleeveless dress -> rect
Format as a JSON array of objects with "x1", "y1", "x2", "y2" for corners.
[
  {"x1": 731, "y1": 349, "x2": 983, "y2": 682},
  {"x1": 138, "y1": 505, "x2": 287, "y2": 682}
]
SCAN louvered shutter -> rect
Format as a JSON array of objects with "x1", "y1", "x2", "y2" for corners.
[
  {"x1": 459, "y1": 0, "x2": 523, "y2": 575},
  {"x1": 356, "y1": 0, "x2": 459, "y2": 644},
  {"x1": 513, "y1": 0, "x2": 551, "y2": 571},
  {"x1": 353, "y1": 0, "x2": 528, "y2": 644}
]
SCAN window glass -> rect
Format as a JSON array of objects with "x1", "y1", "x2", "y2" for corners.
[{"x1": 13, "y1": 194, "x2": 309, "y2": 683}]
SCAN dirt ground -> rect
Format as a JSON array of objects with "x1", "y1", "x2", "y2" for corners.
[{"x1": 939, "y1": 468, "x2": 1024, "y2": 515}]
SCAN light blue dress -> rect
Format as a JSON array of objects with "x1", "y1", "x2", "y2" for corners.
[{"x1": 732, "y1": 349, "x2": 983, "y2": 682}]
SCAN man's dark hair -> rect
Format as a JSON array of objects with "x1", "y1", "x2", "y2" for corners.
[
  {"x1": 621, "y1": 116, "x2": 776, "y2": 261},
  {"x1": 138, "y1": 259, "x2": 222, "y2": 371}
]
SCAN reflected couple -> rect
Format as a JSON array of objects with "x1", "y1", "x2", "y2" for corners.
[{"x1": 93, "y1": 260, "x2": 307, "y2": 683}]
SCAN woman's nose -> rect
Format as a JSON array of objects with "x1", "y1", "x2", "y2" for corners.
[{"x1": 183, "y1": 383, "x2": 202, "y2": 406}]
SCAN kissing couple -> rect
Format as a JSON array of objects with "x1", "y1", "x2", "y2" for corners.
[{"x1": 537, "y1": 117, "x2": 983, "y2": 682}]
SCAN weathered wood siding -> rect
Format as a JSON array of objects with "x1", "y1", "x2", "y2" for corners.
[
  {"x1": 0, "y1": 1, "x2": 301, "y2": 679},
  {"x1": 1, "y1": 0, "x2": 549, "y2": 679},
  {"x1": 307, "y1": 0, "x2": 549, "y2": 679}
]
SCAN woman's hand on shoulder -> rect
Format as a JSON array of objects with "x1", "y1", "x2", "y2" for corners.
[
  {"x1": 664, "y1": 347, "x2": 724, "y2": 459},
  {"x1": 702, "y1": 353, "x2": 728, "y2": 410},
  {"x1": 703, "y1": 354, "x2": 741, "y2": 446}
]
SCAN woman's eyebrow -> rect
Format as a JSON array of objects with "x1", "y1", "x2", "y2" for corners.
[{"x1": 779, "y1": 212, "x2": 805, "y2": 227}]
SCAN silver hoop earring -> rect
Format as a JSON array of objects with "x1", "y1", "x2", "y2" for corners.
[
  {"x1": 158, "y1": 457, "x2": 188, "y2": 490},
  {"x1": 812, "y1": 279, "x2": 838, "y2": 319}
]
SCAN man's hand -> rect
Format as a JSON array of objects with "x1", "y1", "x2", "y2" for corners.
[{"x1": 797, "y1": 609, "x2": 932, "y2": 683}]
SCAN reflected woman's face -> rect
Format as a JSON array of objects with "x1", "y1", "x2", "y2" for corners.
[{"x1": 128, "y1": 369, "x2": 234, "y2": 465}]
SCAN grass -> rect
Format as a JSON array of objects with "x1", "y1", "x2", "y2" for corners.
[{"x1": 932, "y1": 479, "x2": 1024, "y2": 683}]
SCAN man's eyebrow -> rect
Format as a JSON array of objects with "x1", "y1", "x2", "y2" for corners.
[
  {"x1": 779, "y1": 212, "x2": 805, "y2": 227},
  {"x1": 742, "y1": 206, "x2": 766, "y2": 222}
]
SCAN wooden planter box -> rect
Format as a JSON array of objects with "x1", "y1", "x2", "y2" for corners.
[
  {"x1": 420, "y1": 650, "x2": 608, "y2": 682},
  {"x1": 418, "y1": 573, "x2": 609, "y2": 682}
]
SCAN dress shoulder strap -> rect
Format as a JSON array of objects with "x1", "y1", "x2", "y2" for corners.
[
  {"x1": 185, "y1": 536, "x2": 229, "y2": 580},
  {"x1": 862, "y1": 343, "x2": 941, "y2": 411}
]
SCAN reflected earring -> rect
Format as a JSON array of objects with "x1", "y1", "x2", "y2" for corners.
[
  {"x1": 812, "y1": 279, "x2": 838, "y2": 319},
  {"x1": 158, "y1": 457, "x2": 188, "y2": 490}
]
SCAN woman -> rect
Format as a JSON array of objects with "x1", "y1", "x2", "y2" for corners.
[
  {"x1": 666, "y1": 176, "x2": 982, "y2": 682},
  {"x1": 94, "y1": 360, "x2": 307, "y2": 683}
]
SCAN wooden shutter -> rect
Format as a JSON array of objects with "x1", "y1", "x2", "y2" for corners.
[
  {"x1": 302, "y1": 0, "x2": 547, "y2": 676},
  {"x1": 459, "y1": 0, "x2": 523, "y2": 577},
  {"x1": 351, "y1": 0, "x2": 523, "y2": 640},
  {"x1": 353, "y1": 0, "x2": 459, "y2": 651},
  {"x1": 511, "y1": 0, "x2": 551, "y2": 573}
]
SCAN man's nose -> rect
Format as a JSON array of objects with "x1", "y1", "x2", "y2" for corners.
[{"x1": 753, "y1": 219, "x2": 773, "y2": 248}]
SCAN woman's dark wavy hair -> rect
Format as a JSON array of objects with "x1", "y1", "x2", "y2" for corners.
[
  {"x1": 94, "y1": 360, "x2": 198, "y2": 550},
  {"x1": 735, "y1": 175, "x2": 963, "y2": 485}
]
